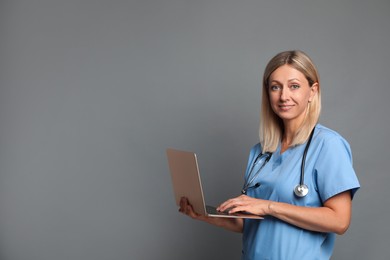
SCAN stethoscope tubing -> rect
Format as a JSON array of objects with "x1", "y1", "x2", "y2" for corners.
[
  {"x1": 299, "y1": 127, "x2": 316, "y2": 186},
  {"x1": 242, "y1": 126, "x2": 316, "y2": 197},
  {"x1": 242, "y1": 153, "x2": 271, "y2": 194}
]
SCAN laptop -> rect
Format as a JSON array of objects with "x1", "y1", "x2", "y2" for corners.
[{"x1": 166, "y1": 148, "x2": 263, "y2": 219}]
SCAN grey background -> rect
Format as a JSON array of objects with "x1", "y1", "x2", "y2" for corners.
[{"x1": 0, "y1": 0, "x2": 389, "y2": 259}]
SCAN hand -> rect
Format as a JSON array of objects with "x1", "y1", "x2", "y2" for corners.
[
  {"x1": 217, "y1": 195, "x2": 271, "y2": 216},
  {"x1": 179, "y1": 197, "x2": 208, "y2": 221},
  {"x1": 179, "y1": 197, "x2": 244, "y2": 232}
]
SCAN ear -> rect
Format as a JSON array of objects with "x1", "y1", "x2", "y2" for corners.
[{"x1": 309, "y1": 82, "x2": 319, "y2": 102}]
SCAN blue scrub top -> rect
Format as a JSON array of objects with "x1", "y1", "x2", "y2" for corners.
[{"x1": 242, "y1": 124, "x2": 360, "y2": 260}]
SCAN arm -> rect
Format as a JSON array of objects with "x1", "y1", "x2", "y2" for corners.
[
  {"x1": 179, "y1": 197, "x2": 244, "y2": 233},
  {"x1": 268, "y1": 191, "x2": 351, "y2": 234},
  {"x1": 217, "y1": 191, "x2": 352, "y2": 235}
]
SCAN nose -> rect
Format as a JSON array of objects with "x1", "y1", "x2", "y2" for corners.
[{"x1": 280, "y1": 87, "x2": 289, "y2": 101}]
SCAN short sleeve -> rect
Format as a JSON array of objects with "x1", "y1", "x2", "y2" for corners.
[{"x1": 314, "y1": 136, "x2": 360, "y2": 202}]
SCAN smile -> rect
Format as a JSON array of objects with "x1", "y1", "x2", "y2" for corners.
[{"x1": 278, "y1": 105, "x2": 294, "y2": 111}]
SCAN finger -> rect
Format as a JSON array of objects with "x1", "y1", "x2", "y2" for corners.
[
  {"x1": 180, "y1": 198, "x2": 198, "y2": 217},
  {"x1": 179, "y1": 197, "x2": 186, "y2": 212},
  {"x1": 220, "y1": 195, "x2": 255, "y2": 212},
  {"x1": 216, "y1": 199, "x2": 232, "y2": 212},
  {"x1": 228, "y1": 205, "x2": 249, "y2": 214},
  {"x1": 179, "y1": 200, "x2": 210, "y2": 221},
  {"x1": 217, "y1": 198, "x2": 241, "y2": 212},
  {"x1": 179, "y1": 197, "x2": 192, "y2": 214},
  {"x1": 185, "y1": 203, "x2": 202, "y2": 219}
]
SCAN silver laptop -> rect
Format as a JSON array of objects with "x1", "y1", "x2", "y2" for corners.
[{"x1": 166, "y1": 148, "x2": 263, "y2": 219}]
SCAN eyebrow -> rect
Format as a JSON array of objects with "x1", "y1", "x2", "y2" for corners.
[
  {"x1": 288, "y1": 78, "x2": 301, "y2": 82},
  {"x1": 269, "y1": 78, "x2": 302, "y2": 84}
]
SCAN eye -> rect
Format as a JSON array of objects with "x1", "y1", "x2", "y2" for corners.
[
  {"x1": 270, "y1": 85, "x2": 281, "y2": 91},
  {"x1": 290, "y1": 84, "x2": 300, "y2": 89}
]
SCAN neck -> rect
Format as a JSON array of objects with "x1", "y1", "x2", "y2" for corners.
[{"x1": 282, "y1": 121, "x2": 300, "y2": 146}]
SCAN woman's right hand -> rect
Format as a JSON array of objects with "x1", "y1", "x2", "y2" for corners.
[
  {"x1": 179, "y1": 197, "x2": 208, "y2": 221},
  {"x1": 178, "y1": 197, "x2": 244, "y2": 233}
]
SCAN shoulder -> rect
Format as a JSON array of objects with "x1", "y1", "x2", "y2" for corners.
[
  {"x1": 315, "y1": 124, "x2": 344, "y2": 139},
  {"x1": 314, "y1": 124, "x2": 350, "y2": 147},
  {"x1": 249, "y1": 143, "x2": 262, "y2": 156},
  {"x1": 313, "y1": 124, "x2": 353, "y2": 159}
]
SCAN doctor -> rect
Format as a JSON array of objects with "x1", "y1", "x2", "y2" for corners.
[{"x1": 179, "y1": 50, "x2": 360, "y2": 259}]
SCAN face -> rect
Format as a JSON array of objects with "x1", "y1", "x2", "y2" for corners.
[{"x1": 268, "y1": 64, "x2": 318, "y2": 126}]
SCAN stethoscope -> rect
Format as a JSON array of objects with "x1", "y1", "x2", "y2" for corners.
[{"x1": 241, "y1": 127, "x2": 316, "y2": 197}]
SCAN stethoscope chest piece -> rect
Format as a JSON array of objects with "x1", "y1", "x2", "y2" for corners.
[{"x1": 294, "y1": 184, "x2": 309, "y2": 197}]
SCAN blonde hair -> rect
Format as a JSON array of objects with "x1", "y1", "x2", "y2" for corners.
[{"x1": 260, "y1": 50, "x2": 321, "y2": 153}]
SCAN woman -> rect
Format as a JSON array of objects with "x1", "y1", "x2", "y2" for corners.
[{"x1": 179, "y1": 50, "x2": 360, "y2": 259}]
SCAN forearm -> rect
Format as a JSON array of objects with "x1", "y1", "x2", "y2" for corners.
[
  {"x1": 219, "y1": 191, "x2": 352, "y2": 234},
  {"x1": 267, "y1": 192, "x2": 352, "y2": 235},
  {"x1": 202, "y1": 217, "x2": 243, "y2": 233}
]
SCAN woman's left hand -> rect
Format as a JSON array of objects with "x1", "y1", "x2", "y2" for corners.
[{"x1": 217, "y1": 195, "x2": 271, "y2": 216}]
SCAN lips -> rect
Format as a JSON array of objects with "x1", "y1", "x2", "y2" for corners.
[{"x1": 278, "y1": 104, "x2": 294, "y2": 111}]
